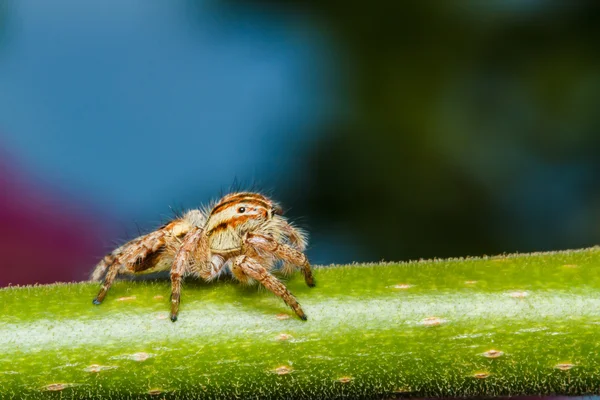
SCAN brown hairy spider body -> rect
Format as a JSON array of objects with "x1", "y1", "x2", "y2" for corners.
[{"x1": 91, "y1": 192, "x2": 315, "y2": 321}]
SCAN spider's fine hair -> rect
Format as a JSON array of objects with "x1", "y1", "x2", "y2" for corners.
[{"x1": 91, "y1": 192, "x2": 314, "y2": 321}]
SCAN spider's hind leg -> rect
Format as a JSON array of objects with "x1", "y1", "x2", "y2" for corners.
[
  {"x1": 92, "y1": 220, "x2": 188, "y2": 305},
  {"x1": 93, "y1": 259, "x2": 121, "y2": 305},
  {"x1": 90, "y1": 253, "x2": 117, "y2": 282}
]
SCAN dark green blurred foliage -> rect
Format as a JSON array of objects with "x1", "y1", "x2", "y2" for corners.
[{"x1": 266, "y1": 1, "x2": 600, "y2": 261}]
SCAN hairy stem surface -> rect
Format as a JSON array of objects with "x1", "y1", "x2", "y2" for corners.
[{"x1": 1, "y1": 248, "x2": 600, "y2": 399}]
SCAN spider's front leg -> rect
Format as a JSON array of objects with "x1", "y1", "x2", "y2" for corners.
[
  {"x1": 169, "y1": 227, "x2": 208, "y2": 322},
  {"x1": 245, "y1": 233, "x2": 315, "y2": 287},
  {"x1": 233, "y1": 255, "x2": 307, "y2": 320}
]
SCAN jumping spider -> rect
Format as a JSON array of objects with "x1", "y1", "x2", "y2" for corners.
[{"x1": 91, "y1": 192, "x2": 315, "y2": 321}]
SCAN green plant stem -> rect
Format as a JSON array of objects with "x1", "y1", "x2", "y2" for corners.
[{"x1": 1, "y1": 248, "x2": 600, "y2": 399}]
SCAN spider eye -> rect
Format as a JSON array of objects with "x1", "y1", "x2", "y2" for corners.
[{"x1": 238, "y1": 207, "x2": 246, "y2": 213}]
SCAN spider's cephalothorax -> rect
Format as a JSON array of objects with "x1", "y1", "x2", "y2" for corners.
[{"x1": 91, "y1": 192, "x2": 315, "y2": 321}]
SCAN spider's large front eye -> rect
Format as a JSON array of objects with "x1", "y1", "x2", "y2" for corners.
[{"x1": 238, "y1": 207, "x2": 246, "y2": 213}]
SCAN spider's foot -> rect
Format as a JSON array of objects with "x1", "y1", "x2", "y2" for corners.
[
  {"x1": 92, "y1": 298, "x2": 102, "y2": 305},
  {"x1": 296, "y1": 309, "x2": 308, "y2": 320},
  {"x1": 170, "y1": 314, "x2": 178, "y2": 322},
  {"x1": 303, "y1": 273, "x2": 315, "y2": 288}
]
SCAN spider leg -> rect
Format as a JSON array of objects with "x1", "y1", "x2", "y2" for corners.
[
  {"x1": 281, "y1": 220, "x2": 307, "y2": 252},
  {"x1": 198, "y1": 254, "x2": 227, "y2": 281},
  {"x1": 169, "y1": 227, "x2": 206, "y2": 322},
  {"x1": 245, "y1": 233, "x2": 315, "y2": 287},
  {"x1": 279, "y1": 221, "x2": 309, "y2": 276},
  {"x1": 90, "y1": 253, "x2": 118, "y2": 282},
  {"x1": 233, "y1": 255, "x2": 307, "y2": 320},
  {"x1": 93, "y1": 219, "x2": 188, "y2": 305}
]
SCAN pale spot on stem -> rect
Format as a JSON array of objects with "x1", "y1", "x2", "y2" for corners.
[
  {"x1": 420, "y1": 316, "x2": 446, "y2": 327},
  {"x1": 473, "y1": 372, "x2": 491, "y2": 379},
  {"x1": 116, "y1": 296, "x2": 136, "y2": 302},
  {"x1": 153, "y1": 295, "x2": 164, "y2": 300},
  {"x1": 273, "y1": 366, "x2": 293, "y2": 375},
  {"x1": 555, "y1": 363, "x2": 575, "y2": 371},
  {"x1": 390, "y1": 284, "x2": 413, "y2": 289},
  {"x1": 43, "y1": 383, "x2": 74, "y2": 391},
  {"x1": 336, "y1": 376, "x2": 353, "y2": 383},
  {"x1": 84, "y1": 364, "x2": 117, "y2": 373},
  {"x1": 276, "y1": 314, "x2": 290, "y2": 320},
  {"x1": 277, "y1": 333, "x2": 292, "y2": 341},
  {"x1": 131, "y1": 352, "x2": 151, "y2": 362},
  {"x1": 482, "y1": 349, "x2": 504, "y2": 359}
]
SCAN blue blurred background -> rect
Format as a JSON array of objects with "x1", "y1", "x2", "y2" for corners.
[{"x1": 1, "y1": 0, "x2": 599, "y2": 285}]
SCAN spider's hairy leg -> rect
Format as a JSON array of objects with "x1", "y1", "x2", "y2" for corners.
[
  {"x1": 281, "y1": 220, "x2": 308, "y2": 252},
  {"x1": 90, "y1": 253, "x2": 117, "y2": 282},
  {"x1": 246, "y1": 232, "x2": 315, "y2": 288},
  {"x1": 280, "y1": 221, "x2": 312, "y2": 281},
  {"x1": 92, "y1": 258, "x2": 121, "y2": 305},
  {"x1": 233, "y1": 255, "x2": 307, "y2": 320},
  {"x1": 198, "y1": 254, "x2": 227, "y2": 281},
  {"x1": 93, "y1": 219, "x2": 189, "y2": 305},
  {"x1": 169, "y1": 227, "x2": 207, "y2": 322}
]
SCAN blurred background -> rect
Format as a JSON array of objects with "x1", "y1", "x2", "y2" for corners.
[{"x1": 1, "y1": 0, "x2": 600, "y2": 286}]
